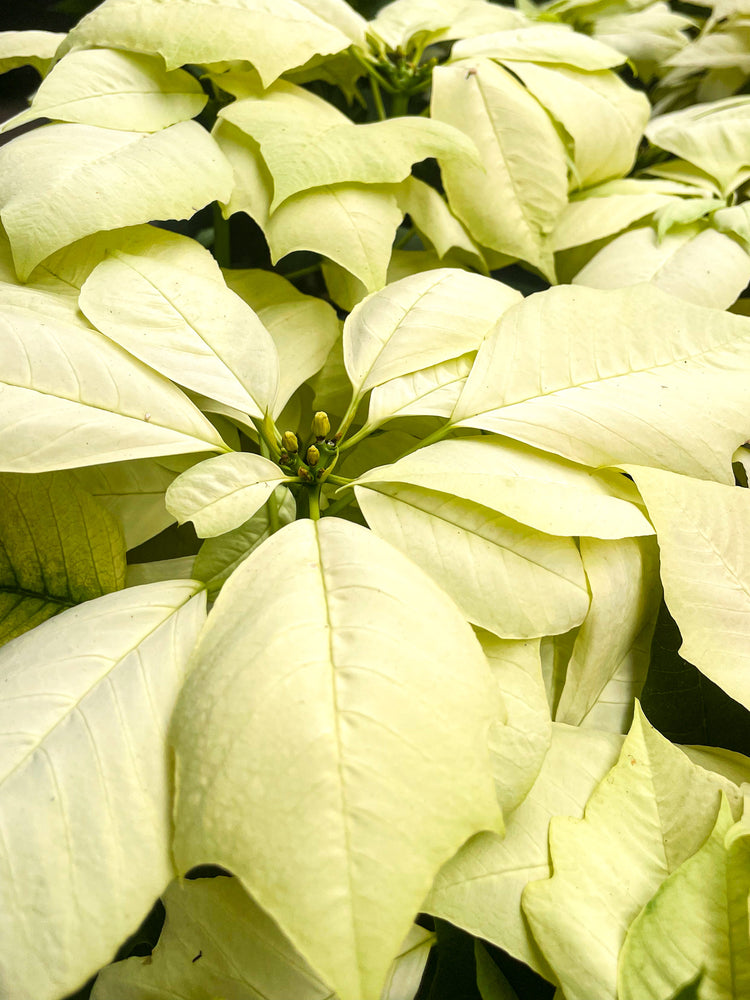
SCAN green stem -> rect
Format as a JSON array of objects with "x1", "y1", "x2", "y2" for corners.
[
  {"x1": 394, "y1": 224, "x2": 416, "y2": 250},
  {"x1": 212, "y1": 202, "x2": 231, "y2": 268},
  {"x1": 338, "y1": 422, "x2": 377, "y2": 452},
  {"x1": 322, "y1": 492, "x2": 356, "y2": 517},
  {"x1": 308, "y1": 486, "x2": 321, "y2": 520},
  {"x1": 335, "y1": 393, "x2": 362, "y2": 444},
  {"x1": 325, "y1": 474, "x2": 354, "y2": 487},
  {"x1": 396, "y1": 422, "x2": 453, "y2": 459},
  {"x1": 258, "y1": 437, "x2": 282, "y2": 533},
  {"x1": 281, "y1": 261, "x2": 322, "y2": 281},
  {"x1": 390, "y1": 91, "x2": 410, "y2": 117},
  {"x1": 371, "y1": 76, "x2": 387, "y2": 122},
  {"x1": 258, "y1": 412, "x2": 281, "y2": 459}
]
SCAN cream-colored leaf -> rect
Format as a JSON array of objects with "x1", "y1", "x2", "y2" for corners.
[
  {"x1": 0, "y1": 292, "x2": 227, "y2": 471},
  {"x1": 0, "y1": 29, "x2": 65, "y2": 75},
  {"x1": 172, "y1": 517, "x2": 502, "y2": 1000},
  {"x1": 573, "y1": 225, "x2": 750, "y2": 309},
  {"x1": 431, "y1": 59, "x2": 567, "y2": 277},
  {"x1": 367, "y1": 354, "x2": 475, "y2": 430},
  {"x1": 0, "y1": 48, "x2": 207, "y2": 133},
  {"x1": 623, "y1": 465, "x2": 750, "y2": 710},
  {"x1": 0, "y1": 121, "x2": 233, "y2": 280},
  {"x1": 165, "y1": 452, "x2": 289, "y2": 537},
  {"x1": 0, "y1": 582, "x2": 206, "y2": 1000},
  {"x1": 452, "y1": 24, "x2": 626, "y2": 69},
  {"x1": 212, "y1": 118, "x2": 273, "y2": 228},
  {"x1": 370, "y1": 0, "x2": 525, "y2": 50},
  {"x1": 353, "y1": 436, "x2": 654, "y2": 539},
  {"x1": 451, "y1": 283, "x2": 750, "y2": 482},
  {"x1": 554, "y1": 536, "x2": 661, "y2": 732},
  {"x1": 79, "y1": 251, "x2": 280, "y2": 418},
  {"x1": 397, "y1": 176, "x2": 487, "y2": 270},
  {"x1": 343, "y1": 268, "x2": 521, "y2": 399},
  {"x1": 58, "y1": 0, "x2": 363, "y2": 87},
  {"x1": 125, "y1": 556, "x2": 196, "y2": 587},
  {"x1": 355, "y1": 483, "x2": 589, "y2": 638}
]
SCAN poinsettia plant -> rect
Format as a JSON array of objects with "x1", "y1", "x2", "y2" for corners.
[{"x1": 0, "y1": 1, "x2": 748, "y2": 1000}]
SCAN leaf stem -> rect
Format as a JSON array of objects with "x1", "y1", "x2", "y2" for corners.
[
  {"x1": 281, "y1": 261, "x2": 322, "y2": 281},
  {"x1": 322, "y1": 492, "x2": 356, "y2": 517},
  {"x1": 397, "y1": 422, "x2": 453, "y2": 459},
  {"x1": 371, "y1": 77, "x2": 387, "y2": 122},
  {"x1": 334, "y1": 393, "x2": 362, "y2": 445},
  {"x1": 212, "y1": 202, "x2": 231, "y2": 268},
  {"x1": 308, "y1": 486, "x2": 321, "y2": 520}
]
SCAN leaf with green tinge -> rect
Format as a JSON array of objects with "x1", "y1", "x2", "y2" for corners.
[
  {"x1": 0, "y1": 581, "x2": 206, "y2": 1000},
  {"x1": 504, "y1": 61, "x2": 649, "y2": 189},
  {"x1": 125, "y1": 555, "x2": 196, "y2": 588},
  {"x1": 165, "y1": 452, "x2": 290, "y2": 538},
  {"x1": 212, "y1": 118, "x2": 273, "y2": 228},
  {"x1": 79, "y1": 251, "x2": 280, "y2": 419},
  {"x1": 355, "y1": 483, "x2": 589, "y2": 639},
  {"x1": 366, "y1": 354, "x2": 475, "y2": 431},
  {"x1": 624, "y1": 465, "x2": 750, "y2": 710},
  {"x1": 343, "y1": 269, "x2": 521, "y2": 400},
  {"x1": 58, "y1": 0, "x2": 365, "y2": 87},
  {"x1": 426, "y1": 723, "x2": 624, "y2": 980},
  {"x1": 431, "y1": 59, "x2": 568, "y2": 278},
  {"x1": 572, "y1": 225, "x2": 750, "y2": 310},
  {"x1": 0, "y1": 121, "x2": 233, "y2": 280},
  {"x1": 0, "y1": 29, "x2": 65, "y2": 75},
  {"x1": 353, "y1": 436, "x2": 653, "y2": 540},
  {"x1": 0, "y1": 289, "x2": 228, "y2": 471},
  {"x1": 0, "y1": 49, "x2": 207, "y2": 133},
  {"x1": 370, "y1": 0, "x2": 524, "y2": 50},
  {"x1": 554, "y1": 536, "x2": 661, "y2": 733},
  {"x1": 219, "y1": 80, "x2": 479, "y2": 211},
  {"x1": 450, "y1": 284, "x2": 750, "y2": 483},
  {"x1": 224, "y1": 269, "x2": 341, "y2": 415},
  {"x1": 0, "y1": 472, "x2": 126, "y2": 646},
  {"x1": 522, "y1": 706, "x2": 739, "y2": 1000},
  {"x1": 475, "y1": 942, "x2": 520, "y2": 1000},
  {"x1": 618, "y1": 795, "x2": 749, "y2": 1000},
  {"x1": 171, "y1": 517, "x2": 502, "y2": 1000},
  {"x1": 452, "y1": 24, "x2": 626, "y2": 69},
  {"x1": 396, "y1": 176, "x2": 486, "y2": 272},
  {"x1": 266, "y1": 184, "x2": 404, "y2": 295}
]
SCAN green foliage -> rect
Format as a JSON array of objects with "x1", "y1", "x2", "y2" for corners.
[{"x1": 0, "y1": 2, "x2": 748, "y2": 999}]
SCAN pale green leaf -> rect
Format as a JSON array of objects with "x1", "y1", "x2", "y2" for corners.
[
  {"x1": 475, "y1": 941, "x2": 520, "y2": 1000},
  {"x1": 644, "y1": 159, "x2": 724, "y2": 195},
  {"x1": 91, "y1": 875, "x2": 334, "y2": 1000},
  {"x1": 451, "y1": 283, "x2": 750, "y2": 482},
  {"x1": 79, "y1": 251, "x2": 280, "y2": 419},
  {"x1": 573, "y1": 225, "x2": 750, "y2": 309},
  {"x1": 618, "y1": 795, "x2": 742, "y2": 1000},
  {"x1": 713, "y1": 201, "x2": 750, "y2": 247},
  {"x1": 452, "y1": 24, "x2": 626, "y2": 69},
  {"x1": 522, "y1": 706, "x2": 737, "y2": 1000},
  {"x1": 0, "y1": 121, "x2": 233, "y2": 280},
  {"x1": 645, "y1": 97, "x2": 750, "y2": 194},
  {"x1": 125, "y1": 556, "x2": 196, "y2": 587},
  {"x1": 666, "y1": 25, "x2": 750, "y2": 72},
  {"x1": 554, "y1": 536, "x2": 661, "y2": 732},
  {"x1": 366, "y1": 354, "x2": 475, "y2": 430},
  {"x1": 477, "y1": 632, "x2": 552, "y2": 816},
  {"x1": 212, "y1": 118, "x2": 273, "y2": 228},
  {"x1": 355, "y1": 483, "x2": 589, "y2": 639},
  {"x1": 219, "y1": 79, "x2": 479, "y2": 211},
  {"x1": 0, "y1": 49, "x2": 207, "y2": 133},
  {"x1": 343, "y1": 268, "x2": 521, "y2": 399},
  {"x1": 0, "y1": 29, "x2": 65, "y2": 75},
  {"x1": 370, "y1": 0, "x2": 525, "y2": 50},
  {"x1": 0, "y1": 292, "x2": 227, "y2": 471},
  {"x1": 71, "y1": 458, "x2": 181, "y2": 550},
  {"x1": 266, "y1": 184, "x2": 404, "y2": 295},
  {"x1": 431, "y1": 59, "x2": 567, "y2": 277},
  {"x1": 353, "y1": 436, "x2": 654, "y2": 539},
  {"x1": 726, "y1": 789, "x2": 750, "y2": 997},
  {"x1": 653, "y1": 197, "x2": 724, "y2": 238},
  {"x1": 623, "y1": 465, "x2": 750, "y2": 710},
  {"x1": 172, "y1": 517, "x2": 502, "y2": 1000},
  {"x1": 505, "y1": 61, "x2": 650, "y2": 190},
  {"x1": 224, "y1": 269, "x2": 341, "y2": 414},
  {"x1": 192, "y1": 487, "x2": 296, "y2": 598},
  {"x1": 0, "y1": 581, "x2": 206, "y2": 1000},
  {"x1": 0, "y1": 472, "x2": 126, "y2": 646},
  {"x1": 396, "y1": 176, "x2": 487, "y2": 271},
  {"x1": 59, "y1": 0, "x2": 364, "y2": 88},
  {"x1": 380, "y1": 926, "x2": 435, "y2": 1000},
  {"x1": 165, "y1": 452, "x2": 289, "y2": 538},
  {"x1": 591, "y1": 5, "x2": 695, "y2": 74},
  {"x1": 426, "y1": 723, "x2": 624, "y2": 979}
]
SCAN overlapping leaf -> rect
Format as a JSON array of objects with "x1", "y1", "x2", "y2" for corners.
[
  {"x1": 171, "y1": 517, "x2": 502, "y2": 1000},
  {"x1": 0, "y1": 582, "x2": 206, "y2": 1000},
  {"x1": 450, "y1": 283, "x2": 750, "y2": 482},
  {"x1": 0, "y1": 121, "x2": 233, "y2": 279},
  {"x1": 0, "y1": 29, "x2": 64, "y2": 75},
  {"x1": 451, "y1": 24, "x2": 626, "y2": 69}
]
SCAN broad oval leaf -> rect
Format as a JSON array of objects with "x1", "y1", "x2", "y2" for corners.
[
  {"x1": 367, "y1": 353, "x2": 475, "y2": 430},
  {"x1": 0, "y1": 48, "x2": 207, "y2": 133},
  {"x1": 452, "y1": 24, "x2": 626, "y2": 69},
  {"x1": 431, "y1": 59, "x2": 567, "y2": 278},
  {"x1": 165, "y1": 452, "x2": 289, "y2": 538},
  {"x1": 79, "y1": 251, "x2": 280, "y2": 419},
  {"x1": 623, "y1": 465, "x2": 750, "y2": 710},
  {"x1": 0, "y1": 120, "x2": 233, "y2": 280},
  {"x1": 343, "y1": 268, "x2": 521, "y2": 399},
  {"x1": 352, "y1": 436, "x2": 654, "y2": 539},
  {"x1": 451, "y1": 283, "x2": 750, "y2": 483},
  {"x1": 0, "y1": 471, "x2": 126, "y2": 646},
  {"x1": 355, "y1": 483, "x2": 590, "y2": 639},
  {"x1": 58, "y1": 0, "x2": 364, "y2": 87},
  {"x1": 171, "y1": 516, "x2": 502, "y2": 1000},
  {"x1": 573, "y1": 224, "x2": 750, "y2": 310},
  {"x1": 0, "y1": 581, "x2": 206, "y2": 1000},
  {"x1": 0, "y1": 294, "x2": 227, "y2": 471}
]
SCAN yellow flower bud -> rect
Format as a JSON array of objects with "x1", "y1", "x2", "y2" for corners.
[
  {"x1": 312, "y1": 411, "x2": 331, "y2": 439},
  {"x1": 282, "y1": 431, "x2": 298, "y2": 453},
  {"x1": 306, "y1": 445, "x2": 320, "y2": 467}
]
